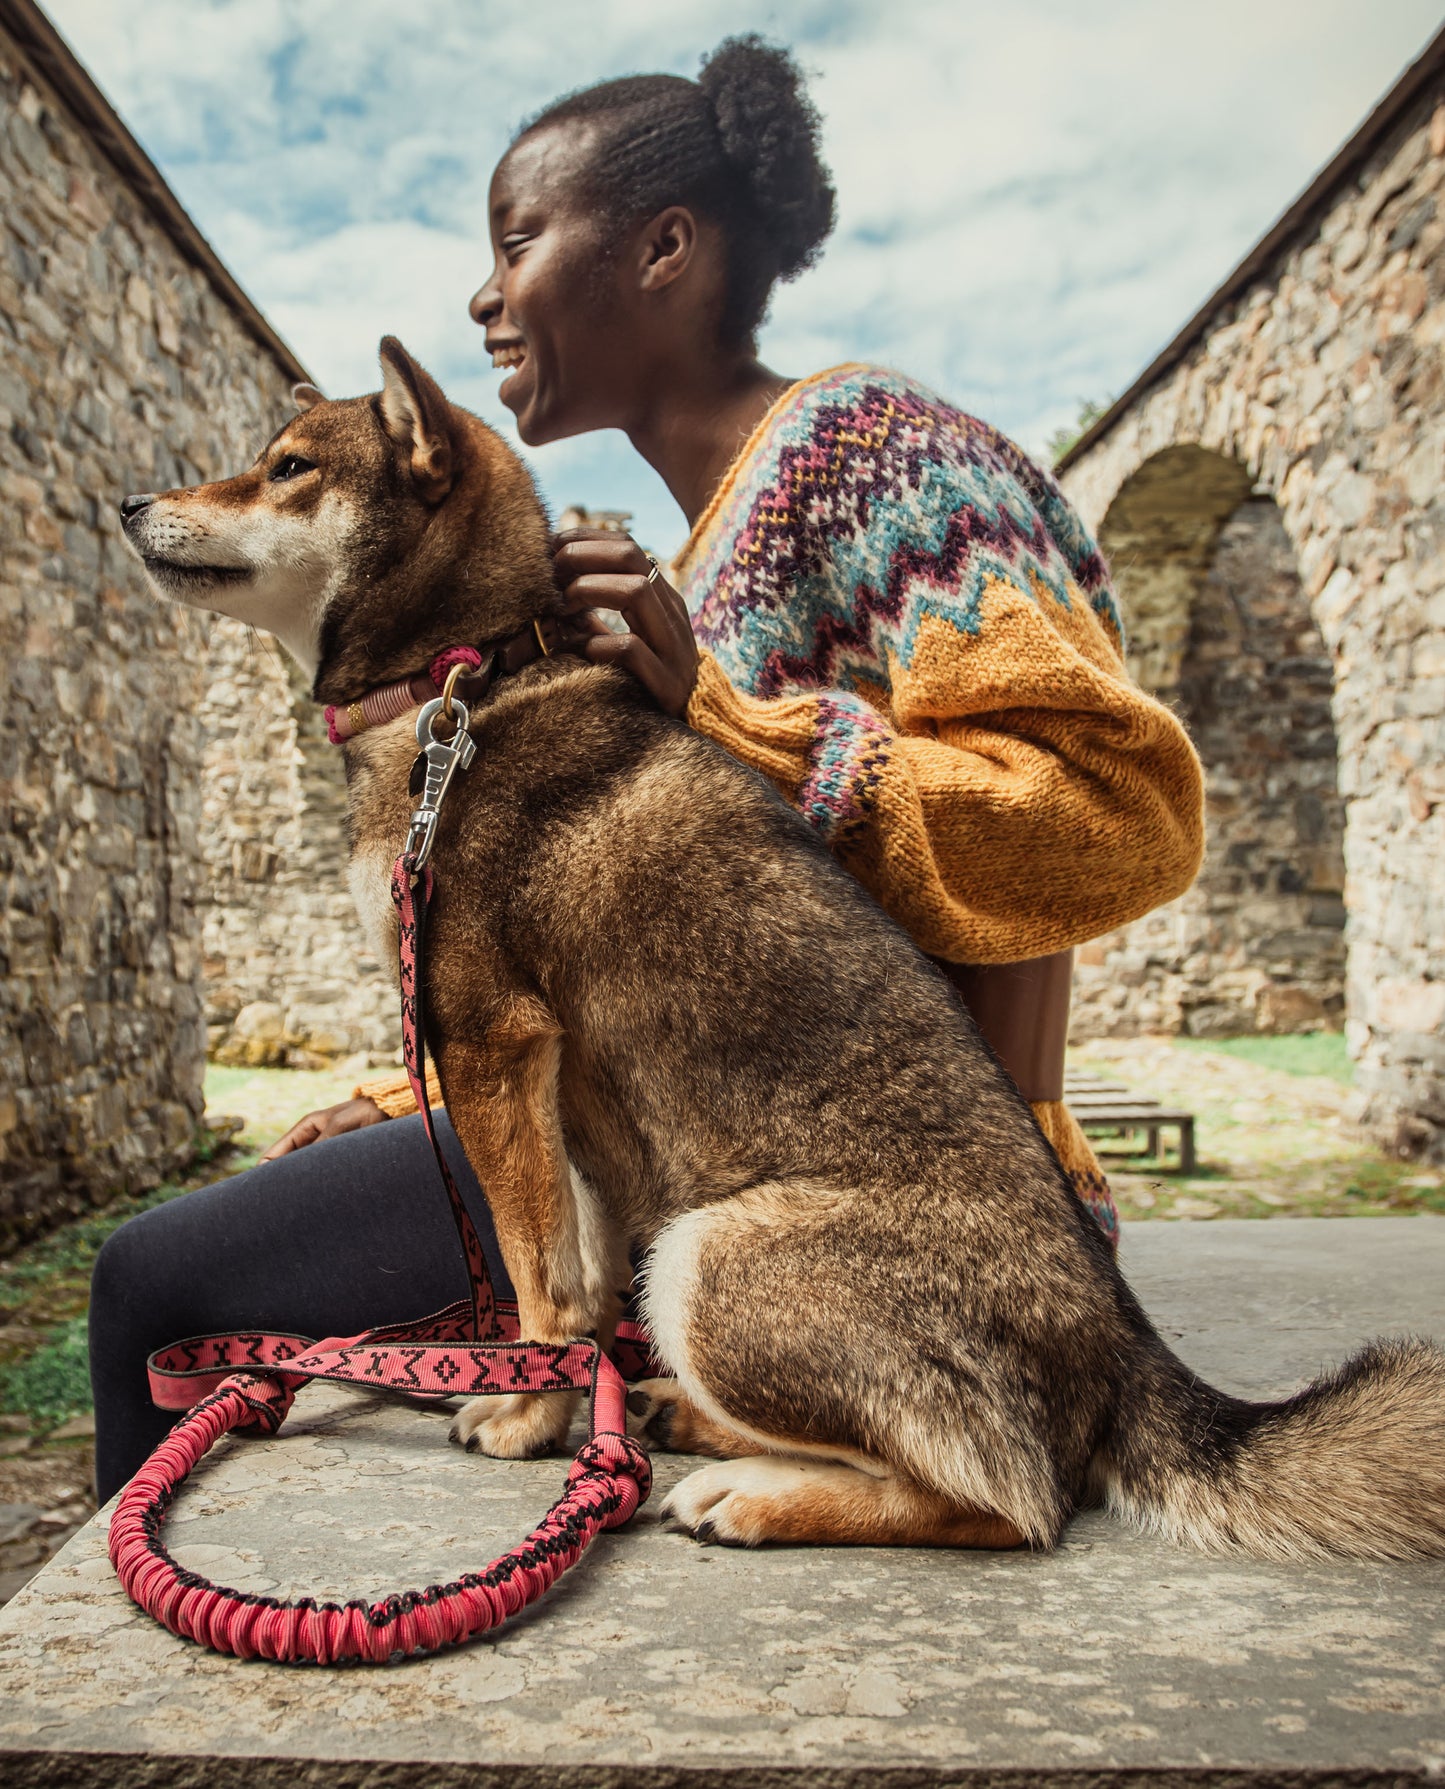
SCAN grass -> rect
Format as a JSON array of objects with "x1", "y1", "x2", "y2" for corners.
[
  {"x1": 204, "y1": 1062, "x2": 374, "y2": 1153},
  {"x1": 0, "y1": 1065, "x2": 383, "y2": 1437},
  {"x1": 1174, "y1": 1030, "x2": 1353, "y2": 1085},
  {"x1": 0, "y1": 1317, "x2": 90, "y2": 1430},
  {"x1": 0, "y1": 1126, "x2": 262, "y2": 1432}
]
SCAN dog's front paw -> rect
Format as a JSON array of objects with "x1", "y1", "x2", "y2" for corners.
[{"x1": 449, "y1": 1390, "x2": 577, "y2": 1459}]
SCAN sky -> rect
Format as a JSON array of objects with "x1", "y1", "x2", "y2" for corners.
[{"x1": 42, "y1": 0, "x2": 1445, "y2": 556}]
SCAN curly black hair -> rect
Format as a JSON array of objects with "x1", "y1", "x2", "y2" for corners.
[{"x1": 515, "y1": 36, "x2": 836, "y2": 346}]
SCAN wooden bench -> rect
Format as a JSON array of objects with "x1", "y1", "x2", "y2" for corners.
[{"x1": 1065, "y1": 1071, "x2": 1197, "y2": 1173}]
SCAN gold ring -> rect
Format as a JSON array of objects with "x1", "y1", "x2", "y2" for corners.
[{"x1": 441, "y1": 660, "x2": 467, "y2": 721}]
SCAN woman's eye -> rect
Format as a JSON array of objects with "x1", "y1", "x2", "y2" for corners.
[{"x1": 269, "y1": 454, "x2": 316, "y2": 482}]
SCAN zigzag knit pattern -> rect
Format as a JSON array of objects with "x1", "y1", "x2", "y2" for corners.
[
  {"x1": 677, "y1": 365, "x2": 1125, "y2": 846},
  {"x1": 686, "y1": 366, "x2": 1122, "y2": 694}
]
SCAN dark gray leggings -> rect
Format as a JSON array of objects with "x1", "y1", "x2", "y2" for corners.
[{"x1": 88, "y1": 1114, "x2": 515, "y2": 1503}]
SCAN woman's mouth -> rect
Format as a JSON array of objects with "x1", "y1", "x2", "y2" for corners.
[{"x1": 491, "y1": 345, "x2": 526, "y2": 371}]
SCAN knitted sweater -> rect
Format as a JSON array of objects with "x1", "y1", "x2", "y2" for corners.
[
  {"x1": 358, "y1": 366, "x2": 1205, "y2": 1244},
  {"x1": 676, "y1": 365, "x2": 1204, "y2": 965}
]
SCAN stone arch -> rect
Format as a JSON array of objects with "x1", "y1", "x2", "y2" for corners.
[{"x1": 1073, "y1": 446, "x2": 1347, "y2": 1039}]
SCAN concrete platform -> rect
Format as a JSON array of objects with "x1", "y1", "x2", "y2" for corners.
[{"x1": 0, "y1": 1217, "x2": 1441, "y2": 1787}]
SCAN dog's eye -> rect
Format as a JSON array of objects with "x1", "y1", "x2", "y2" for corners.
[{"x1": 269, "y1": 454, "x2": 316, "y2": 482}]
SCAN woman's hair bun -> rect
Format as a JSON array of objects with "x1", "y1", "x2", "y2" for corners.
[{"x1": 698, "y1": 35, "x2": 836, "y2": 282}]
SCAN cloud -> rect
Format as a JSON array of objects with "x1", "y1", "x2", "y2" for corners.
[{"x1": 43, "y1": 0, "x2": 1445, "y2": 553}]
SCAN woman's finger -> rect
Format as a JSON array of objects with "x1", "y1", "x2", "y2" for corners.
[
  {"x1": 260, "y1": 1098, "x2": 385, "y2": 1163},
  {"x1": 260, "y1": 1111, "x2": 327, "y2": 1162},
  {"x1": 559, "y1": 572, "x2": 654, "y2": 611},
  {"x1": 583, "y1": 628, "x2": 684, "y2": 714},
  {"x1": 553, "y1": 533, "x2": 652, "y2": 579},
  {"x1": 553, "y1": 531, "x2": 698, "y2": 714}
]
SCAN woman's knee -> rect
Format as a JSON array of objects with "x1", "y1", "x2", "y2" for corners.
[{"x1": 90, "y1": 1199, "x2": 192, "y2": 1338}]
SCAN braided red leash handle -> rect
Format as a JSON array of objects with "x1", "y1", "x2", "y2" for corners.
[{"x1": 109, "y1": 855, "x2": 655, "y2": 1663}]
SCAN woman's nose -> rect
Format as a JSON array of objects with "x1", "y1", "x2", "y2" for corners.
[{"x1": 469, "y1": 273, "x2": 502, "y2": 328}]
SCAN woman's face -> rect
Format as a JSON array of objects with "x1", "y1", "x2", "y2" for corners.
[{"x1": 471, "y1": 127, "x2": 639, "y2": 447}]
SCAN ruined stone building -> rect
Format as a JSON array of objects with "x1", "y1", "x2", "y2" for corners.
[
  {"x1": 0, "y1": 0, "x2": 386, "y2": 1246},
  {"x1": 1060, "y1": 26, "x2": 1445, "y2": 1158}
]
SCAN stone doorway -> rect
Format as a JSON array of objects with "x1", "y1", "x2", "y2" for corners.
[{"x1": 1073, "y1": 446, "x2": 1346, "y2": 1039}]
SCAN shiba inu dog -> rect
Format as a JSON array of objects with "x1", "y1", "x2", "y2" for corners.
[{"x1": 120, "y1": 338, "x2": 1445, "y2": 1558}]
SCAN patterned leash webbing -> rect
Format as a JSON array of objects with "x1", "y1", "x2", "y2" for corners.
[{"x1": 108, "y1": 853, "x2": 656, "y2": 1665}]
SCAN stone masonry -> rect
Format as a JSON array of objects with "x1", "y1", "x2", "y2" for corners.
[
  {"x1": 1071, "y1": 481, "x2": 1347, "y2": 1040},
  {"x1": 198, "y1": 631, "x2": 398, "y2": 1070},
  {"x1": 1061, "y1": 37, "x2": 1445, "y2": 1158},
  {"x1": 0, "y1": 4, "x2": 309, "y2": 1245}
]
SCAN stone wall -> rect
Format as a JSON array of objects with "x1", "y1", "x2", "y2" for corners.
[
  {"x1": 1061, "y1": 88, "x2": 1445, "y2": 1158},
  {"x1": 1073, "y1": 488, "x2": 1347, "y2": 1039},
  {"x1": 198, "y1": 634, "x2": 399, "y2": 1069},
  {"x1": 0, "y1": 19, "x2": 300, "y2": 1245}
]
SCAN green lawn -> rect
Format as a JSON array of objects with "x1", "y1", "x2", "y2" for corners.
[
  {"x1": 1173, "y1": 1030, "x2": 1354, "y2": 1085},
  {"x1": 204, "y1": 1061, "x2": 375, "y2": 1152}
]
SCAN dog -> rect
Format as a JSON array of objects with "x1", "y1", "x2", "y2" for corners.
[{"x1": 120, "y1": 337, "x2": 1445, "y2": 1558}]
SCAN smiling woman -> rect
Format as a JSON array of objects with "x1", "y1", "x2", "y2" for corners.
[
  {"x1": 88, "y1": 35, "x2": 1206, "y2": 1509},
  {"x1": 284, "y1": 40, "x2": 1201, "y2": 1229}
]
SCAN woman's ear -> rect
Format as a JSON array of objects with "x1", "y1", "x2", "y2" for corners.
[
  {"x1": 378, "y1": 336, "x2": 457, "y2": 504},
  {"x1": 637, "y1": 205, "x2": 699, "y2": 294}
]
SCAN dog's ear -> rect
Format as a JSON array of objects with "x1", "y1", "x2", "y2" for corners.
[
  {"x1": 292, "y1": 382, "x2": 326, "y2": 412},
  {"x1": 378, "y1": 337, "x2": 456, "y2": 505}
]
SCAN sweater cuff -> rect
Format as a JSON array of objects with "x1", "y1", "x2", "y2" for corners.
[
  {"x1": 354, "y1": 1065, "x2": 443, "y2": 1118},
  {"x1": 686, "y1": 649, "x2": 821, "y2": 792}
]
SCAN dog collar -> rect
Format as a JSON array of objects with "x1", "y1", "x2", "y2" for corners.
[{"x1": 324, "y1": 616, "x2": 575, "y2": 745}]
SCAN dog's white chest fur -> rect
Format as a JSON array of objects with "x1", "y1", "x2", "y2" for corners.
[{"x1": 348, "y1": 841, "x2": 402, "y2": 983}]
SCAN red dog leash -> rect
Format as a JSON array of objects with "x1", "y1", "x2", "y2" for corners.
[{"x1": 109, "y1": 691, "x2": 656, "y2": 1664}]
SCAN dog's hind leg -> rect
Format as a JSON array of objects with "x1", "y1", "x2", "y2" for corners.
[
  {"x1": 442, "y1": 1001, "x2": 624, "y2": 1460},
  {"x1": 662, "y1": 1456, "x2": 1026, "y2": 1548},
  {"x1": 640, "y1": 1186, "x2": 1066, "y2": 1548}
]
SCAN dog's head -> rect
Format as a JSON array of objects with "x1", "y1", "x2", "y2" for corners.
[{"x1": 120, "y1": 337, "x2": 554, "y2": 701}]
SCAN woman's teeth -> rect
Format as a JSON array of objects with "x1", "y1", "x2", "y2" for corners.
[{"x1": 492, "y1": 347, "x2": 526, "y2": 370}]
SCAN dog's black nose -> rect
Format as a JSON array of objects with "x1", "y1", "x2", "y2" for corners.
[{"x1": 119, "y1": 492, "x2": 155, "y2": 520}]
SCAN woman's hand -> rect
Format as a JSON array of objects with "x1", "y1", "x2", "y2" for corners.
[
  {"x1": 553, "y1": 527, "x2": 699, "y2": 718},
  {"x1": 260, "y1": 1097, "x2": 387, "y2": 1162}
]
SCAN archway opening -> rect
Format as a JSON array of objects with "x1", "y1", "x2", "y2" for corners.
[{"x1": 1073, "y1": 447, "x2": 1346, "y2": 1039}]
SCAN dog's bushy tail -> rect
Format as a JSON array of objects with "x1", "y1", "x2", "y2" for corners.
[{"x1": 1097, "y1": 1335, "x2": 1445, "y2": 1560}]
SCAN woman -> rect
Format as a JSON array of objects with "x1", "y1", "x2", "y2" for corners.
[{"x1": 89, "y1": 38, "x2": 1203, "y2": 1503}]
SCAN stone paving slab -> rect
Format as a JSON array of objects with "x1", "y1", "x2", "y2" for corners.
[{"x1": 0, "y1": 1218, "x2": 1441, "y2": 1787}]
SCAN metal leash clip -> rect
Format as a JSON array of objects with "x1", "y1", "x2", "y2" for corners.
[{"x1": 402, "y1": 694, "x2": 477, "y2": 871}]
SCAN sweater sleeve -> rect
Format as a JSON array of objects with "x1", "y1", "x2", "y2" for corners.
[
  {"x1": 686, "y1": 575, "x2": 1204, "y2": 964},
  {"x1": 353, "y1": 1064, "x2": 441, "y2": 1118}
]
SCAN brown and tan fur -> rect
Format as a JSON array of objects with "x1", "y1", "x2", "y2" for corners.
[{"x1": 122, "y1": 338, "x2": 1445, "y2": 1560}]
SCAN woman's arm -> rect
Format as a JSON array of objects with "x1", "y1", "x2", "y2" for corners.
[
  {"x1": 576, "y1": 418, "x2": 1202, "y2": 962},
  {"x1": 686, "y1": 590, "x2": 1204, "y2": 963}
]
